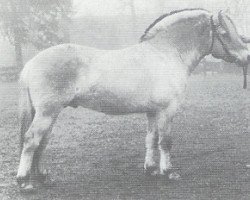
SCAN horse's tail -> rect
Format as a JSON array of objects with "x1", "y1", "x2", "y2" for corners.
[{"x1": 19, "y1": 67, "x2": 35, "y2": 155}]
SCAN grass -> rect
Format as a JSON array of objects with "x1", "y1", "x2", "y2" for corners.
[{"x1": 0, "y1": 74, "x2": 249, "y2": 200}]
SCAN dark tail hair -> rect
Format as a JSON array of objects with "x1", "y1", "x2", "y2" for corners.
[{"x1": 19, "y1": 74, "x2": 35, "y2": 155}]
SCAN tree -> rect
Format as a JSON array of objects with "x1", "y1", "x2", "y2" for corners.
[{"x1": 0, "y1": 0, "x2": 72, "y2": 69}]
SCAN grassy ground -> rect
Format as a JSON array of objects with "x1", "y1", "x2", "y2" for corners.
[{"x1": 0, "y1": 74, "x2": 249, "y2": 200}]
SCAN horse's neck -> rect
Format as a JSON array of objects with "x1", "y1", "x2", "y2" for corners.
[
  {"x1": 144, "y1": 17, "x2": 213, "y2": 74},
  {"x1": 145, "y1": 40, "x2": 210, "y2": 74}
]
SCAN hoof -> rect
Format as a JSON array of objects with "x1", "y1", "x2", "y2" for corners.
[
  {"x1": 33, "y1": 170, "x2": 48, "y2": 184},
  {"x1": 33, "y1": 170, "x2": 54, "y2": 187},
  {"x1": 144, "y1": 165, "x2": 159, "y2": 176},
  {"x1": 160, "y1": 169, "x2": 181, "y2": 180},
  {"x1": 20, "y1": 183, "x2": 36, "y2": 193},
  {"x1": 17, "y1": 176, "x2": 36, "y2": 193},
  {"x1": 168, "y1": 172, "x2": 181, "y2": 180},
  {"x1": 17, "y1": 175, "x2": 29, "y2": 187}
]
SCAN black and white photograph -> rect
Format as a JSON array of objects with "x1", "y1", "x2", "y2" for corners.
[{"x1": 0, "y1": 0, "x2": 249, "y2": 199}]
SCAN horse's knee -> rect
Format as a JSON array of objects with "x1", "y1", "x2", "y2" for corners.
[
  {"x1": 146, "y1": 131, "x2": 159, "y2": 149},
  {"x1": 23, "y1": 136, "x2": 41, "y2": 153},
  {"x1": 153, "y1": 133, "x2": 159, "y2": 149},
  {"x1": 22, "y1": 117, "x2": 53, "y2": 153},
  {"x1": 159, "y1": 135, "x2": 173, "y2": 151},
  {"x1": 158, "y1": 120, "x2": 173, "y2": 151}
]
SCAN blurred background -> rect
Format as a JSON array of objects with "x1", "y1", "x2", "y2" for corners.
[{"x1": 0, "y1": 0, "x2": 250, "y2": 80}]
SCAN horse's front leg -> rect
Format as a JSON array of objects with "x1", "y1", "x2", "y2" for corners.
[
  {"x1": 158, "y1": 101, "x2": 180, "y2": 179},
  {"x1": 144, "y1": 112, "x2": 159, "y2": 175}
]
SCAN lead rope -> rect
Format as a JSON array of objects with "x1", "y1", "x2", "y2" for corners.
[{"x1": 209, "y1": 15, "x2": 216, "y2": 54}]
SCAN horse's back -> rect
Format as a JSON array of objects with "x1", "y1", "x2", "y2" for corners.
[{"x1": 24, "y1": 44, "x2": 99, "y2": 70}]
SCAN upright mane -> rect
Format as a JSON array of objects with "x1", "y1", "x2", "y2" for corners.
[{"x1": 140, "y1": 8, "x2": 209, "y2": 42}]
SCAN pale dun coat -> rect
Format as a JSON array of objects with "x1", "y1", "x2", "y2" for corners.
[{"x1": 17, "y1": 9, "x2": 250, "y2": 192}]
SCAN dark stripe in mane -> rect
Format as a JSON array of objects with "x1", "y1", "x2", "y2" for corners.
[{"x1": 140, "y1": 8, "x2": 208, "y2": 42}]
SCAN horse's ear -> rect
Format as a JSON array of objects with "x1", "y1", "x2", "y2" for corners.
[
  {"x1": 217, "y1": 10, "x2": 236, "y2": 34},
  {"x1": 218, "y1": 10, "x2": 226, "y2": 24},
  {"x1": 215, "y1": 10, "x2": 228, "y2": 35}
]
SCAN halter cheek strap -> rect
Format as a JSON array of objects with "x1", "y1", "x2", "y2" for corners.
[{"x1": 209, "y1": 15, "x2": 235, "y2": 60}]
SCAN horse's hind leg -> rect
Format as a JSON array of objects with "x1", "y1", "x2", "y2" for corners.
[
  {"x1": 31, "y1": 135, "x2": 50, "y2": 184},
  {"x1": 17, "y1": 105, "x2": 61, "y2": 190},
  {"x1": 144, "y1": 112, "x2": 159, "y2": 175}
]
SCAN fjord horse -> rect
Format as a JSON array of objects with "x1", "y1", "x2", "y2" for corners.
[{"x1": 17, "y1": 9, "x2": 250, "y2": 191}]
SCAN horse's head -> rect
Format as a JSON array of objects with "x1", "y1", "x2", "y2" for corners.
[
  {"x1": 211, "y1": 11, "x2": 249, "y2": 89},
  {"x1": 211, "y1": 11, "x2": 250, "y2": 66}
]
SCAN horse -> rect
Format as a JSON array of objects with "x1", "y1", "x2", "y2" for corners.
[{"x1": 17, "y1": 8, "x2": 250, "y2": 192}]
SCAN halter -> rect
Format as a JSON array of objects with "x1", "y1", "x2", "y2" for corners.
[
  {"x1": 209, "y1": 16, "x2": 216, "y2": 53},
  {"x1": 209, "y1": 15, "x2": 237, "y2": 62}
]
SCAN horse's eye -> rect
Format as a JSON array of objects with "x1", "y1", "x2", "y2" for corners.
[
  {"x1": 219, "y1": 29, "x2": 230, "y2": 38},
  {"x1": 219, "y1": 29, "x2": 227, "y2": 35}
]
